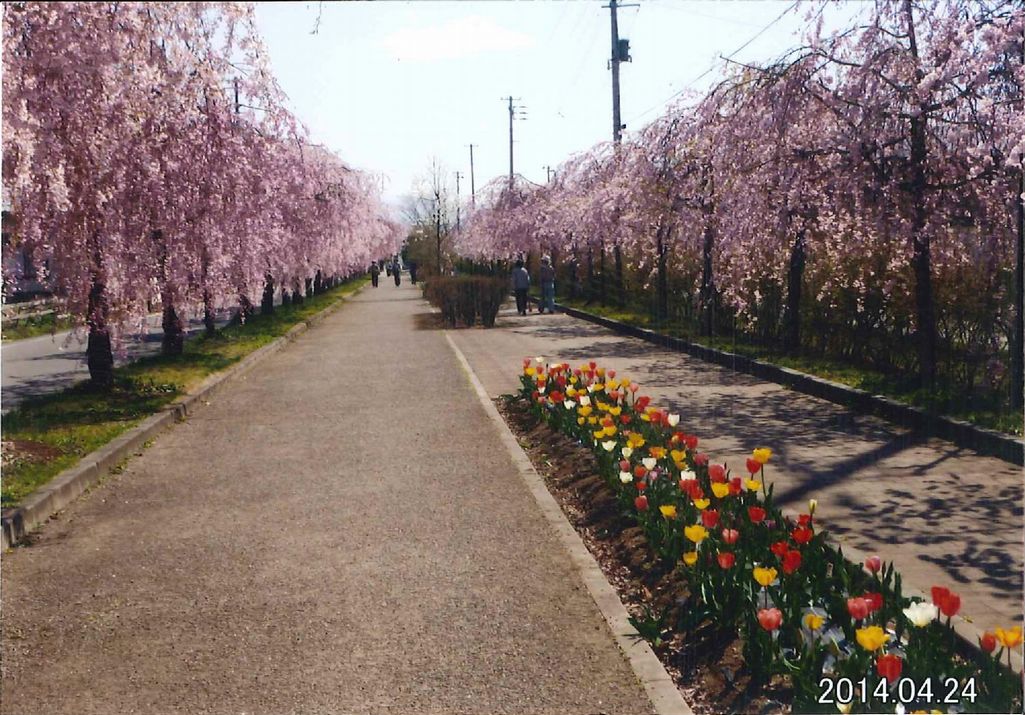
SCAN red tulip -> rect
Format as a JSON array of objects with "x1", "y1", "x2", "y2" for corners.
[
  {"x1": 634, "y1": 465, "x2": 647, "y2": 478},
  {"x1": 679, "y1": 478, "x2": 698, "y2": 497},
  {"x1": 531, "y1": 390, "x2": 540, "y2": 402},
  {"x1": 847, "y1": 597, "x2": 870, "y2": 620},
  {"x1": 770, "y1": 541, "x2": 789, "y2": 557},
  {"x1": 636, "y1": 396, "x2": 651, "y2": 410},
  {"x1": 721, "y1": 528, "x2": 740, "y2": 545},
  {"x1": 620, "y1": 414, "x2": 632, "y2": 424},
  {"x1": 865, "y1": 555, "x2": 882, "y2": 574},
  {"x1": 708, "y1": 464, "x2": 726, "y2": 483},
  {"x1": 635, "y1": 480, "x2": 647, "y2": 492},
  {"x1": 747, "y1": 506, "x2": 766, "y2": 523},
  {"x1": 609, "y1": 390, "x2": 621, "y2": 401},
  {"x1": 728, "y1": 476, "x2": 742, "y2": 495},
  {"x1": 876, "y1": 653, "x2": 903, "y2": 682},
  {"x1": 980, "y1": 632, "x2": 997, "y2": 653},
  {"x1": 619, "y1": 459, "x2": 631, "y2": 471},
  {"x1": 684, "y1": 435, "x2": 699, "y2": 450},
  {"x1": 607, "y1": 369, "x2": 616, "y2": 378},
  {"x1": 588, "y1": 361, "x2": 597, "y2": 370},
  {"x1": 865, "y1": 592, "x2": 883, "y2": 613},
  {"x1": 573, "y1": 368, "x2": 582, "y2": 377},
  {"x1": 931, "y1": 586, "x2": 961, "y2": 617},
  {"x1": 797, "y1": 514, "x2": 813, "y2": 527},
  {"x1": 701, "y1": 509, "x2": 720, "y2": 528},
  {"x1": 717, "y1": 552, "x2": 736, "y2": 569},
  {"x1": 782, "y1": 550, "x2": 802, "y2": 575},
  {"x1": 745, "y1": 457, "x2": 761, "y2": 474},
  {"x1": 791, "y1": 526, "x2": 813, "y2": 545},
  {"x1": 550, "y1": 391, "x2": 564, "y2": 403},
  {"x1": 693, "y1": 453, "x2": 709, "y2": 466},
  {"x1": 757, "y1": 608, "x2": 782, "y2": 632},
  {"x1": 634, "y1": 495, "x2": 648, "y2": 511}
]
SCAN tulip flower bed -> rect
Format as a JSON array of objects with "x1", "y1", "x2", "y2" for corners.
[{"x1": 512, "y1": 358, "x2": 1022, "y2": 714}]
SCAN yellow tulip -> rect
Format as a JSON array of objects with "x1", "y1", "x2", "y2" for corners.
[
  {"x1": 593, "y1": 383, "x2": 605, "y2": 392},
  {"x1": 753, "y1": 566, "x2": 778, "y2": 588},
  {"x1": 746, "y1": 479, "x2": 762, "y2": 492},
  {"x1": 995, "y1": 626, "x2": 1023, "y2": 649},
  {"x1": 607, "y1": 379, "x2": 620, "y2": 390},
  {"x1": 596, "y1": 368, "x2": 605, "y2": 377},
  {"x1": 683, "y1": 551, "x2": 698, "y2": 566},
  {"x1": 566, "y1": 387, "x2": 578, "y2": 397},
  {"x1": 803, "y1": 613, "x2": 825, "y2": 631},
  {"x1": 659, "y1": 505, "x2": 677, "y2": 519},
  {"x1": 640, "y1": 414, "x2": 651, "y2": 422},
  {"x1": 593, "y1": 430, "x2": 606, "y2": 440},
  {"x1": 569, "y1": 376, "x2": 578, "y2": 384},
  {"x1": 577, "y1": 417, "x2": 585, "y2": 425},
  {"x1": 578, "y1": 405, "x2": 593, "y2": 417},
  {"x1": 620, "y1": 377, "x2": 631, "y2": 387},
  {"x1": 693, "y1": 498, "x2": 710, "y2": 510},
  {"x1": 684, "y1": 524, "x2": 708, "y2": 543},
  {"x1": 752, "y1": 447, "x2": 772, "y2": 464},
  {"x1": 670, "y1": 449, "x2": 686, "y2": 463},
  {"x1": 649, "y1": 446, "x2": 666, "y2": 459},
  {"x1": 855, "y1": 625, "x2": 890, "y2": 652},
  {"x1": 711, "y1": 482, "x2": 730, "y2": 499},
  {"x1": 609, "y1": 406, "x2": 622, "y2": 416},
  {"x1": 605, "y1": 426, "x2": 618, "y2": 436}
]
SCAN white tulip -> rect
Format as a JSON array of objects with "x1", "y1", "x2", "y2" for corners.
[
  {"x1": 619, "y1": 471, "x2": 633, "y2": 484},
  {"x1": 679, "y1": 469, "x2": 697, "y2": 481},
  {"x1": 621, "y1": 447, "x2": 633, "y2": 459},
  {"x1": 534, "y1": 356, "x2": 544, "y2": 364},
  {"x1": 667, "y1": 413, "x2": 680, "y2": 427},
  {"x1": 579, "y1": 395, "x2": 591, "y2": 406},
  {"x1": 642, "y1": 457, "x2": 657, "y2": 470},
  {"x1": 902, "y1": 601, "x2": 938, "y2": 627},
  {"x1": 601, "y1": 440, "x2": 617, "y2": 452},
  {"x1": 564, "y1": 400, "x2": 576, "y2": 409}
]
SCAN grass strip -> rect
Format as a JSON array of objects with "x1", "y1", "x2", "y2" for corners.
[
  {"x1": 1, "y1": 278, "x2": 367, "y2": 507},
  {"x1": 545, "y1": 293, "x2": 1022, "y2": 437},
  {"x1": 1, "y1": 312, "x2": 75, "y2": 341}
]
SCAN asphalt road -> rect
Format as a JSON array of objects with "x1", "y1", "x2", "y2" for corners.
[{"x1": 1, "y1": 308, "x2": 236, "y2": 413}]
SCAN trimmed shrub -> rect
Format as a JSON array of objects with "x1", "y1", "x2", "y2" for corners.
[{"x1": 422, "y1": 276, "x2": 508, "y2": 328}]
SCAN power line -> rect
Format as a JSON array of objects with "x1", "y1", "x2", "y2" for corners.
[{"x1": 624, "y1": 0, "x2": 800, "y2": 128}]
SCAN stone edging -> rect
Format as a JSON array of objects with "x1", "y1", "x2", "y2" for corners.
[
  {"x1": 443, "y1": 331, "x2": 694, "y2": 715},
  {"x1": 1, "y1": 284, "x2": 365, "y2": 550},
  {"x1": 543, "y1": 300, "x2": 1023, "y2": 466}
]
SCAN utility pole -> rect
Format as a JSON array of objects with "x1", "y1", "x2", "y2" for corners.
[
  {"x1": 455, "y1": 171, "x2": 463, "y2": 232},
  {"x1": 467, "y1": 144, "x2": 477, "y2": 208},
  {"x1": 503, "y1": 97, "x2": 526, "y2": 187},
  {"x1": 234, "y1": 77, "x2": 240, "y2": 114},
  {"x1": 604, "y1": 0, "x2": 637, "y2": 143},
  {"x1": 544, "y1": 165, "x2": 555, "y2": 183}
]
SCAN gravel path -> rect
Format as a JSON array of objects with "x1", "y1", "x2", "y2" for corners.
[
  {"x1": 1, "y1": 281, "x2": 654, "y2": 715},
  {"x1": 448, "y1": 306, "x2": 1024, "y2": 634}
]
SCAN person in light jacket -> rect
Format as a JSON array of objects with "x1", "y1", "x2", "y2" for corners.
[{"x1": 511, "y1": 259, "x2": 530, "y2": 316}]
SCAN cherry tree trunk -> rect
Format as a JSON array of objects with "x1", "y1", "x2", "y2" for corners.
[
  {"x1": 281, "y1": 290, "x2": 292, "y2": 307},
  {"x1": 314, "y1": 270, "x2": 323, "y2": 295},
  {"x1": 613, "y1": 243, "x2": 624, "y2": 308},
  {"x1": 203, "y1": 289, "x2": 216, "y2": 336},
  {"x1": 261, "y1": 274, "x2": 275, "y2": 315},
  {"x1": 699, "y1": 220, "x2": 716, "y2": 337},
  {"x1": 655, "y1": 226, "x2": 669, "y2": 322},
  {"x1": 86, "y1": 274, "x2": 115, "y2": 390},
  {"x1": 586, "y1": 247, "x2": 595, "y2": 304},
  {"x1": 598, "y1": 243, "x2": 607, "y2": 307},
  {"x1": 238, "y1": 293, "x2": 254, "y2": 323},
  {"x1": 305, "y1": 277, "x2": 314, "y2": 299},
  {"x1": 161, "y1": 299, "x2": 184, "y2": 356},
  {"x1": 1013, "y1": 165, "x2": 1024, "y2": 409},
  {"x1": 783, "y1": 229, "x2": 806, "y2": 354}
]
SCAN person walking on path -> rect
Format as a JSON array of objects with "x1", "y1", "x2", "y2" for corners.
[
  {"x1": 409, "y1": 261, "x2": 418, "y2": 285},
  {"x1": 539, "y1": 255, "x2": 556, "y2": 314},
  {"x1": 370, "y1": 262, "x2": 380, "y2": 288},
  {"x1": 511, "y1": 259, "x2": 530, "y2": 316},
  {"x1": 392, "y1": 257, "x2": 401, "y2": 286}
]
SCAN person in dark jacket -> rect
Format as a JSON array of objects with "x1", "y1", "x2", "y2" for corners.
[
  {"x1": 370, "y1": 262, "x2": 380, "y2": 287},
  {"x1": 511, "y1": 259, "x2": 530, "y2": 316},
  {"x1": 539, "y1": 255, "x2": 556, "y2": 314},
  {"x1": 392, "y1": 257, "x2": 401, "y2": 286}
]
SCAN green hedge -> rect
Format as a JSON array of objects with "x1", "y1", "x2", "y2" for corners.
[{"x1": 423, "y1": 276, "x2": 508, "y2": 327}]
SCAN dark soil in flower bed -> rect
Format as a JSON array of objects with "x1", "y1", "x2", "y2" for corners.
[{"x1": 496, "y1": 393, "x2": 794, "y2": 715}]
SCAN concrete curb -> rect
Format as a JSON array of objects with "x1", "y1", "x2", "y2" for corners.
[
  {"x1": 443, "y1": 331, "x2": 693, "y2": 715},
  {"x1": 1, "y1": 283, "x2": 365, "y2": 550},
  {"x1": 542, "y1": 300, "x2": 1024, "y2": 466}
]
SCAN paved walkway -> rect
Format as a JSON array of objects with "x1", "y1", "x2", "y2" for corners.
[
  {"x1": 449, "y1": 305, "x2": 1024, "y2": 634},
  {"x1": 1, "y1": 281, "x2": 653, "y2": 714}
]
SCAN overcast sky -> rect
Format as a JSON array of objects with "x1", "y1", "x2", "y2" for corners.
[{"x1": 253, "y1": 1, "x2": 864, "y2": 207}]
